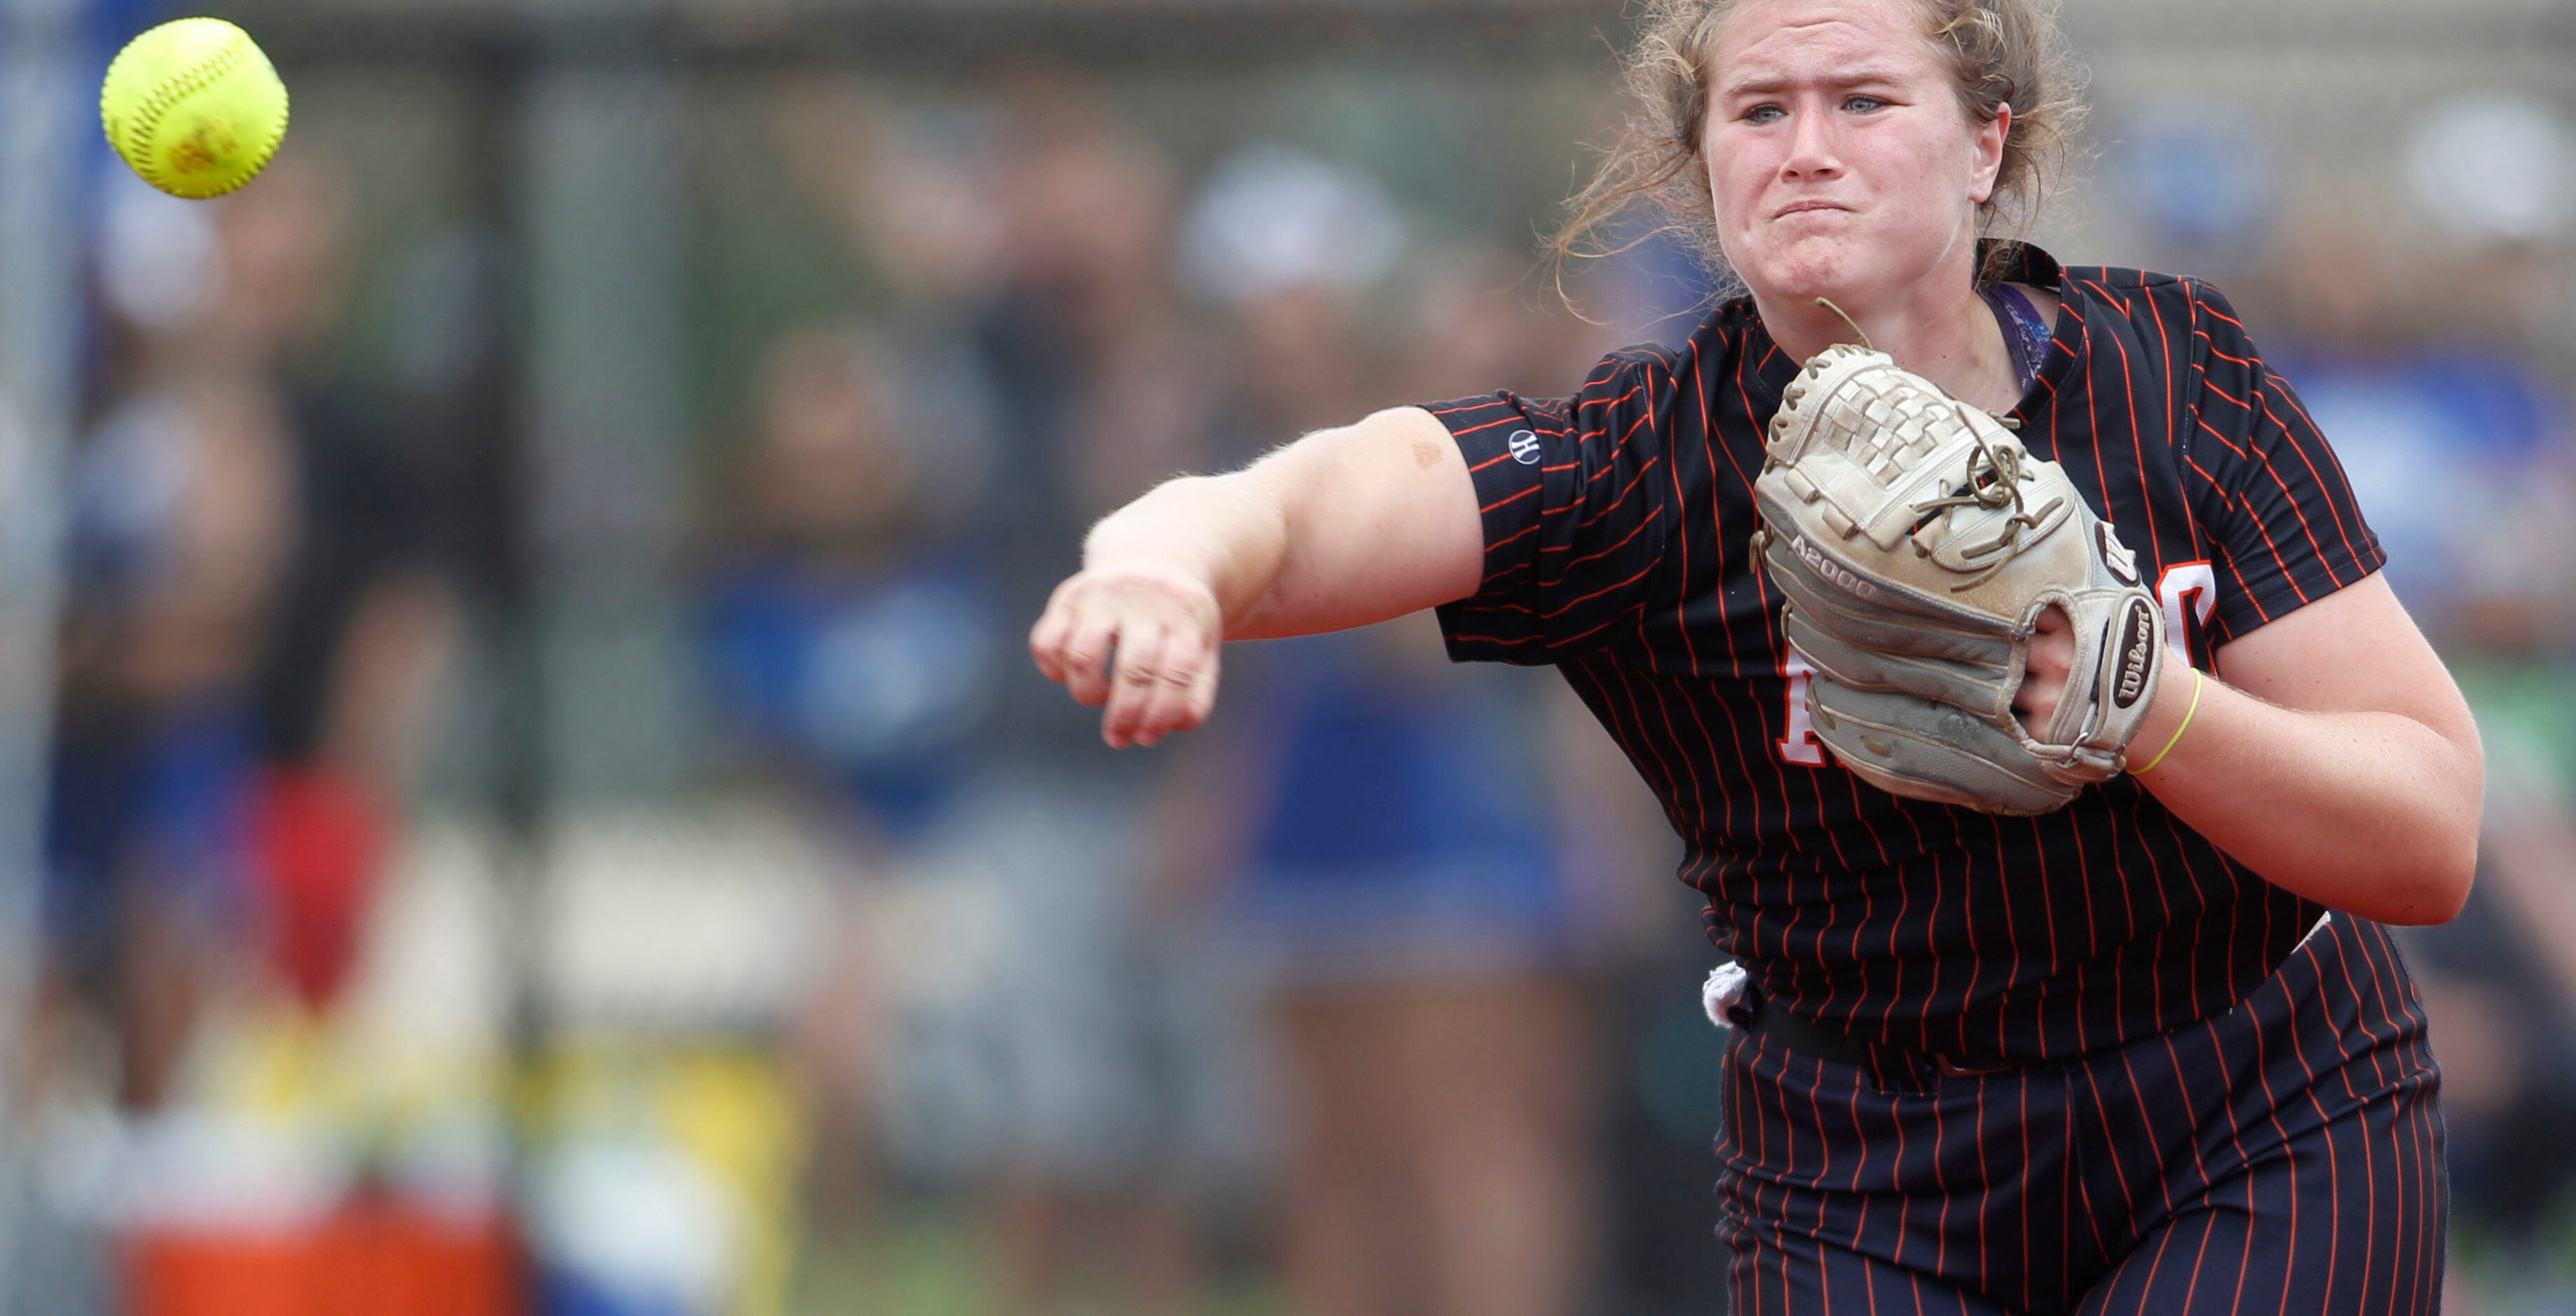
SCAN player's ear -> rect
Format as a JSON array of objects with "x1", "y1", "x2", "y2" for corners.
[{"x1": 1970, "y1": 102, "x2": 2012, "y2": 205}]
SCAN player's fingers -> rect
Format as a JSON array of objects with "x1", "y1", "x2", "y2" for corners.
[
  {"x1": 1131, "y1": 630, "x2": 1215, "y2": 747},
  {"x1": 2012, "y1": 670, "x2": 2056, "y2": 722},
  {"x1": 2013, "y1": 605, "x2": 2076, "y2": 725},
  {"x1": 1061, "y1": 605, "x2": 1123, "y2": 708},
  {"x1": 1176, "y1": 643, "x2": 1224, "y2": 735},
  {"x1": 1028, "y1": 584, "x2": 1081, "y2": 685},
  {"x1": 1101, "y1": 621, "x2": 1173, "y2": 747},
  {"x1": 2039, "y1": 603, "x2": 2076, "y2": 649}
]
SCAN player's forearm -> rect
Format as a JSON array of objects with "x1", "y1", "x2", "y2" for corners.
[
  {"x1": 1077, "y1": 408, "x2": 1484, "y2": 649},
  {"x1": 2130, "y1": 676, "x2": 2481, "y2": 925},
  {"x1": 1082, "y1": 472, "x2": 1291, "y2": 631}
]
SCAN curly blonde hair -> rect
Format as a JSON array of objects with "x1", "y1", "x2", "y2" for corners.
[{"x1": 1555, "y1": 0, "x2": 2087, "y2": 290}]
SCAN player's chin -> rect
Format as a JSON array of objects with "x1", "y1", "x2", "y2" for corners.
[{"x1": 1745, "y1": 235, "x2": 1866, "y2": 303}]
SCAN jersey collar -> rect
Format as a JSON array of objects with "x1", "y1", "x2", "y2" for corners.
[{"x1": 1738, "y1": 240, "x2": 2078, "y2": 424}]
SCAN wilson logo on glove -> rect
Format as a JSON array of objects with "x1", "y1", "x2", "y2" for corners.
[{"x1": 2114, "y1": 598, "x2": 2157, "y2": 709}]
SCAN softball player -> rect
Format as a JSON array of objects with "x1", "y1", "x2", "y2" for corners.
[{"x1": 1029, "y1": 0, "x2": 2480, "y2": 1309}]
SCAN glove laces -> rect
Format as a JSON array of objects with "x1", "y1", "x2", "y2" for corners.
[
  {"x1": 1912, "y1": 418, "x2": 2066, "y2": 590},
  {"x1": 1812, "y1": 297, "x2": 2066, "y2": 592}
]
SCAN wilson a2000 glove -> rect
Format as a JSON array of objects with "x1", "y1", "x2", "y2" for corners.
[{"x1": 1748, "y1": 341, "x2": 2166, "y2": 815}]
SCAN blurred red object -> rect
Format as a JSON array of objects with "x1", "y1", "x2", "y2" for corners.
[
  {"x1": 247, "y1": 767, "x2": 388, "y2": 1012},
  {"x1": 127, "y1": 1201, "x2": 519, "y2": 1316}
]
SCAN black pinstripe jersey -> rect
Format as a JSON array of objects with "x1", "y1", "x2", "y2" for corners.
[{"x1": 1424, "y1": 244, "x2": 2386, "y2": 1064}]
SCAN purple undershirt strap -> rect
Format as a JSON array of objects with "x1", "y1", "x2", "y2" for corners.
[{"x1": 1984, "y1": 282, "x2": 2052, "y2": 394}]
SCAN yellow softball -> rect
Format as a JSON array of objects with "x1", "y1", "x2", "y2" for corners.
[{"x1": 102, "y1": 18, "x2": 289, "y2": 200}]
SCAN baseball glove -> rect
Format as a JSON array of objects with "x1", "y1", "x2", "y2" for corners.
[{"x1": 1748, "y1": 340, "x2": 2166, "y2": 814}]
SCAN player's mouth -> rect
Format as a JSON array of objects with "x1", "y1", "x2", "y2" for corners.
[{"x1": 1773, "y1": 199, "x2": 1851, "y2": 219}]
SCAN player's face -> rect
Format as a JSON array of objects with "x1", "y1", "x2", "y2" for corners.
[{"x1": 1702, "y1": 0, "x2": 2008, "y2": 306}]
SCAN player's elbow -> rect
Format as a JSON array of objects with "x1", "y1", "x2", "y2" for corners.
[
  {"x1": 2425, "y1": 814, "x2": 2481, "y2": 925},
  {"x1": 2431, "y1": 849, "x2": 2477, "y2": 925},
  {"x1": 2354, "y1": 729, "x2": 2483, "y2": 926},
  {"x1": 2361, "y1": 816, "x2": 2479, "y2": 928},
  {"x1": 2411, "y1": 741, "x2": 2486, "y2": 925},
  {"x1": 2373, "y1": 848, "x2": 2475, "y2": 927}
]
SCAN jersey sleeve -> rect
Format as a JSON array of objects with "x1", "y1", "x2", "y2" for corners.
[
  {"x1": 2181, "y1": 280, "x2": 2387, "y2": 644},
  {"x1": 1419, "y1": 347, "x2": 1677, "y2": 664}
]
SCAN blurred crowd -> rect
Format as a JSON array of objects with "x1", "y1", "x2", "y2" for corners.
[
  {"x1": 688, "y1": 72, "x2": 1686, "y2": 1315},
  {"x1": 7, "y1": 38, "x2": 2576, "y2": 1316}
]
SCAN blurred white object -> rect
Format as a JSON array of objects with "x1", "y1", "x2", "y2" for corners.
[
  {"x1": 2404, "y1": 94, "x2": 2575, "y2": 242},
  {"x1": 350, "y1": 820, "x2": 510, "y2": 1061},
  {"x1": 1180, "y1": 144, "x2": 1404, "y2": 306},
  {"x1": 541, "y1": 809, "x2": 833, "y2": 1031},
  {"x1": 536, "y1": 1136, "x2": 735, "y2": 1315},
  {"x1": 99, "y1": 170, "x2": 224, "y2": 331},
  {"x1": 81, "y1": 1110, "x2": 348, "y2": 1233},
  {"x1": 1703, "y1": 961, "x2": 1747, "y2": 1029}
]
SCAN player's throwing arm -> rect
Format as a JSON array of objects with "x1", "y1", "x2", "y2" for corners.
[{"x1": 1028, "y1": 406, "x2": 1485, "y2": 748}]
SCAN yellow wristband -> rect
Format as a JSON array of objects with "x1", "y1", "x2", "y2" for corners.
[{"x1": 2129, "y1": 669, "x2": 2204, "y2": 776}]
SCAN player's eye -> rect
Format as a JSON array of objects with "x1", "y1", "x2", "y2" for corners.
[
  {"x1": 1844, "y1": 95, "x2": 1888, "y2": 114},
  {"x1": 1744, "y1": 104, "x2": 1787, "y2": 125}
]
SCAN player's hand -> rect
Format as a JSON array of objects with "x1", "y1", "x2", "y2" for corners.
[
  {"x1": 1029, "y1": 565, "x2": 1225, "y2": 749},
  {"x1": 2012, "y1": 605, "x2": 2076, "y2": 736}
]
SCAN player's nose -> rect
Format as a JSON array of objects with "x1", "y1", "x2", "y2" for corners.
[{"x1": 1780, "y1": 107, "x2": 1844, "y2": 179}]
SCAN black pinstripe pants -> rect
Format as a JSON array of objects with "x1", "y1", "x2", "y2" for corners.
[{"x1": 1716, "y1": 914, "x2": 2447, "y2": 1315}]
